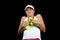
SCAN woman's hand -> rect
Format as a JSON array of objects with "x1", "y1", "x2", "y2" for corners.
[
  {"x1": 32, "y1": 19, "x2": 40, "y2": 25},
  {"x1": 22, "y1": 21, "x2": 29, "y2": 27}
]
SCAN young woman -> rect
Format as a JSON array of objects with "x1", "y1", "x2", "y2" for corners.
[{"x1": 18, "y1": 5, "x2": 46, "y2": 40}]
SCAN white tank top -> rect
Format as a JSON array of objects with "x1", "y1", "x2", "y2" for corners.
[{"x1": 22, "y1": 16, "x2": 41, "y2": 40}]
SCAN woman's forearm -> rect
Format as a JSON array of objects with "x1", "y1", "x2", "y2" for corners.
[
  {"x1": 18, "y1": 26, "x2": 24, "y2": 34},
  {"x1": 39, "y1": 23, "x2": 46, "y2": 32}
]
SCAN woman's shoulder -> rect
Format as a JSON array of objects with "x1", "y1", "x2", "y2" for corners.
[
  {"x1": 35, "y1": 14, "x2": 41, "y2": 16},
  {"x1": 21, "y1": 16, "x2": 27, "y2": 19},
  {"x1": 21, "y1": 16, "x2": 28, "y2": 21},
  {"x1": 22, "y1": 16, "x2": 26, "y2": 18},
  {"x1": 35, "y1": 14, "x2": 42, "y2": 18},
  {"x1": 21, "y1": 16, "x2": 27, "y2": 20}
]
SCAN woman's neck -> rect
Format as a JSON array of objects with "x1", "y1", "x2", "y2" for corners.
[{"x1": 28, "y1": 15, "x2": 34, "y2": 19}]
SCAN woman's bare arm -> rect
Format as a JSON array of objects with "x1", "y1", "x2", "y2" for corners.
[
  {"x1": 18, "y1": 16, "x2": 26, "y2": 34},
  {"x1": 36, "y1": 14, "x2": 46, "y2": 32}
]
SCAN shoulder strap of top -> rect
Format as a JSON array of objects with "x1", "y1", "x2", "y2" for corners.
[
  {"x1": 34, "y1": 16, "x2": 38, "y2": 20},
  {"x1": 24, "y1": 17, "x2": 28, "y2": 21},
  {"x1": 24, "y1": 16, "x2": 38, "y2": 21}
]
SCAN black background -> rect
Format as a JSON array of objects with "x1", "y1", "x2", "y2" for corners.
[
  {"x1": 0, "y1": 0, "x2": 60, "y2": 40},
  {"x1": 1, "y1": 0, "x2": 59, "y2": 40},
  {"x1": 16, "y1": 0, "x2": 48, "y2": 40},
  {"x1": 0, "y1": 0, "x2": 49, "y2": 40}
]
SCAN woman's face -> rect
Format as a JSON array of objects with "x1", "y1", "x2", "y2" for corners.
[{"x1": 25, "y1": 7, "x2": 35, "y2": 17}]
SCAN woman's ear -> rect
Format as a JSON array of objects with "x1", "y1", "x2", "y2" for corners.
[{"x1": 33, "y1": 10, "x2": 35, "y2": 14}]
